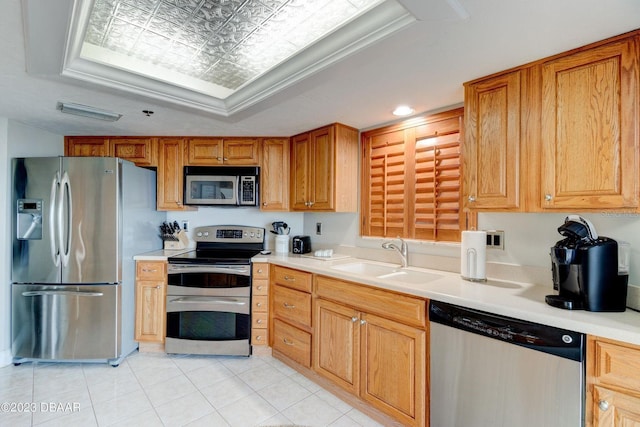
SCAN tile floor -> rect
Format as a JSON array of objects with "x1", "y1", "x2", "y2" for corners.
[{"x1": 0, "y1": 351, "x2": 384, "y2": 427}]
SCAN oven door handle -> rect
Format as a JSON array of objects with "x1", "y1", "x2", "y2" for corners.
[
  {"x1": 167, "y1": 264, "x2": 250, "y2": 276},
  {"x1": 168, "y1": 296, "x2": 247, "y2": 305}
]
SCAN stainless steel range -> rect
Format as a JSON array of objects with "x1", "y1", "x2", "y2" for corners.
[{"x1": 166, "y1": 225, "x2": 265, "y2": 356}]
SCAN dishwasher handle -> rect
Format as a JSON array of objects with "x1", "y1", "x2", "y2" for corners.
[{"x1": 429, "y1": 300, "x2": 585, "y2": 362}]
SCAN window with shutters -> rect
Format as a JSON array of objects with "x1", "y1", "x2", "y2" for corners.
[{"x1": 361, "y1": 107, "x2": 475, "y2": 242}]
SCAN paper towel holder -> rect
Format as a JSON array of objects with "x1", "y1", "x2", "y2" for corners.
[{"x1": 461, "y1": 230, "x2": 487, "y2": 282}]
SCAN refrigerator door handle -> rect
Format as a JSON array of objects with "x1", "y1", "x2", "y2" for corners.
[
  {"x1": 59, "y1": 171, "x2": 72, "y2": 267},
  {"x1": 49, "y1": 172, "x2": 61, "y2": 267},
  {"x1": 21, "y1": 290, "x2": 105, "y2": 297}
]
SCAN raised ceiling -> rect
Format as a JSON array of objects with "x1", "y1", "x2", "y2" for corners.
[{"x1": 3, "y1": 0, "x2": 640, "y2": 137}]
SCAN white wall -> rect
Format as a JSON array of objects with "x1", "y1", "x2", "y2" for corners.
[{"x1": 0, "y1": 119, "x2": 63, "y2": 367}]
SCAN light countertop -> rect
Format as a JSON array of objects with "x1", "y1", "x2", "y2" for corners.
[
  {"x1": 134, "y1": 250, "x2": 640, "y2": 346},
  {"x1": 257, "y1": 253, "x2": 640, "y2": 346}
]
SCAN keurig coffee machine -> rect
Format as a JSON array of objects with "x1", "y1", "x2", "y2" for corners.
[{"x1": 546, "y1": 215, "x2": 629, "y2": 312}]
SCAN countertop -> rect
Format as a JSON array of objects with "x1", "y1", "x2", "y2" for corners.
[{"x1": 134, "y1": 250, "x2": 640, "y2": 346}]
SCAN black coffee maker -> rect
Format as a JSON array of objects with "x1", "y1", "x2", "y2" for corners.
[{"x1": 546, "y1": 215, "x2": 629, "y2": 312}]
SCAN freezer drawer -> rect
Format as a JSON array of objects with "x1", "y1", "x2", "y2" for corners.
[{"x1": 12, "y1": 284, "x2": 121, "y2": 361}]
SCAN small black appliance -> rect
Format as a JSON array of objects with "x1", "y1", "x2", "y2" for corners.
[
  {"x1": 292, "y1": 235, "x2": 312, "y2": 254},
  {"x1": 546, "y1": 215, "x2": 629, "y2": 312}
]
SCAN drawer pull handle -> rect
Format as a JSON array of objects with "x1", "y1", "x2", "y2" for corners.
[
  {"x1": 598, "y1": 400, "x2": 610, "y2": 412},
  {"x1": 283, "y1": 303, "x2": 296, "y2": 309},
  {"x1": 283, "y1": 338, "x2": 295, "y2": 346},
  {"x1": 284, "y1": 275, "x2": 295, "y2": 281},
  {"x1": 142, "y1": 269, "x2": 158, "y2": 273}
]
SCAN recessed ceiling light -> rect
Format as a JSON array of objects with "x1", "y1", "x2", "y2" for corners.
[
  {"x1": 56, "y1": 102, "x2": 122, "y2": 121},
  {"x1": 393, "y1": 105, "x2": 414, "y2": 116}
]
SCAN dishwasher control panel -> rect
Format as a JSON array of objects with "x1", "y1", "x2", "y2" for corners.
[{"x1": 429, "y1": 300, "x2": 584, "y2": 361}]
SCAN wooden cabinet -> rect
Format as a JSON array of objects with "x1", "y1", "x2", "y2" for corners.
[
  {"x1": 290, "y1": 123, "x2": 358, "y2": 212},
  {"x1": 260, "y1": 138, "x2": 290, "y2": 211},
  {"x1": 157, "y1": 138, "x2": 192, "y2": 211},
  {"x1": 270, "y1": 265, "x2": 313, "y2": 367},
  {"x1": 185, "y1": 137, "x2": 260, "y2": 165},
  {"x1": 463, "y1": 32, "x2": 640, "y2": 212},
  {"x1": 134, "y1": 261, "x2": 167, "y2": 343},
  {"x1": 587, "y1": 336, "x2": 640, "y2": 426},
  {"x1": 463, "y1": 70, "x2": 523, "y2": 210},
  {"x1": 540, "y1": 38, "x2": 639, "y2": 210},
  {"x1": 314, "y1": 275, "x2": 427, "y2": 427},
  {"x1": 251, "y1": 263, "x2": 270, "y2": 347},
  {"x1": 65, "y1": 136, "x2": 156, "y2": 166}
]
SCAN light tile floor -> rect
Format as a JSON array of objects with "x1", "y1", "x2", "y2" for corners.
[{"x1": 0, "y1": 351, "x2": 384, "y2": 427}]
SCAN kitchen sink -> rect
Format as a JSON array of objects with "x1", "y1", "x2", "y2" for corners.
[{"x1": 331, "y1": 261, "x2": 442, "y2": 284}]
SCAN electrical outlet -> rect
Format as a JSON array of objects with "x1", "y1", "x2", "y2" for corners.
[
  {"x1": 485, "y1": 230, "x2": 505, "y2": 250},
  {"x1": 316, "y1": 222, "x2": 322, "y2": 235}
]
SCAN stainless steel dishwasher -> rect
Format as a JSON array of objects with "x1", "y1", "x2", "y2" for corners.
[{"x1": 429, "y1": 301, "x2": 585, "y2": 427}]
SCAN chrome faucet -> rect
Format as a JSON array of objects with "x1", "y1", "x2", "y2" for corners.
[{"x1": 382, "y1": 238, "x2": 408, "y2": 268}]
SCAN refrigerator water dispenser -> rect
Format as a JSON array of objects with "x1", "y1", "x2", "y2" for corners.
[{"x1": 17, "y1": 199, "x2": 42, "y2": 240}]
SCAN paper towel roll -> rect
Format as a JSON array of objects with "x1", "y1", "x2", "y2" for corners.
[{"x1": 461, "y1": 231, "x2": 487, "y2": 282}]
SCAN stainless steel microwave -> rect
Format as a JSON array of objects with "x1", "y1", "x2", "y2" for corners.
[{"x1": 184, "y1": 166, "x2": 259, "y2": 206}]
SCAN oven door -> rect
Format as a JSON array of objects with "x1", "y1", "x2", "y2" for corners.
[{"x1": 165, "y1": 295, "x2": 250, "y2": 356}]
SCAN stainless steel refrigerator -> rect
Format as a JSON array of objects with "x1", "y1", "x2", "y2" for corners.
[{"x1": 11, "y1": 156, "x2": 165, "y2": 366}]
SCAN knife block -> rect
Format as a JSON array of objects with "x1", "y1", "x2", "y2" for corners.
[{"x1": 164, "y1": 230, "x2": 189, "y2": 250}]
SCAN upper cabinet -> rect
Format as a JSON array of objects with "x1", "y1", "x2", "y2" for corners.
[
  {"x1": 157, "y1": 138, "x2": 192, "y2": 211},
  {"x1": 464, "y1": 31, "x2": 640, "y2": 212},
  {"x1": 540, "y1": 38, "x2": 639, "y2": 210},
  {"x1": 290, "y1": 123, "x2": 358, "y2": 212},
  {"x1": 185, "y1": 137, "x2": 260, "y2": 165},
  {"x1": 463, "y1": 70, "x2": 522, "y2": 211},
  {"x1": 260, "y1": 138, "x2": 290, "y2": 211},
  {"x1": 65, "y1": 136, "x2": 156, "y2": 167}
]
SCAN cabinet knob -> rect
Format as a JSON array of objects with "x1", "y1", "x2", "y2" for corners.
[
  {"x1": 256, "y1": 319, "x2": 263, "y2": 324},
  {"x1": 155, "y1": 286, "x2": 161, "y2": 289},
  {"x1": 283, "y1": 302, "x2": 296, "y2": 309},
  {"x1": 257, "y1": 269, "x2": 263, "y2": 273},
  {"x1": 283, "y1": 338, "x2": 295, "y2": 346},
  {"x1": 255, "y1": 335, "x2": 263, "y2": 341},
  {"x1": 284, "y1": 275, "x2": 295, "y2": 281},
  {"x1": 217, "y1": 157, "x2": 223, "y2": 161},
  {"x1": 360, "y1": 319, "x2": 367, "y2": 325},
  {"x1": 256, "y1": 302, "x2": 262, "y2": 307},
  {"x1": 223, "y1": 157, "x2": 228, "y2": 161},
  {"x1": 263, "y1": 202, "x2": 268, "y2": 206},
  {"x1": 598, "y1": 400, "x2": 610, "y2": 411},
  {"x1": 308, "y1": 201, "x2": 315, "y2": 207},
  {"x1": 467, "y1": 195, "x2": 476, "y2": 202},
  {"x1": 545, "y1": 193, "x2": 553, "y2": 201},
  {"x1": 351, "y1": 316, "x2": 358, "y2": 323},
  {"x1": 257, "y1": 285, "x2": 263, "y2": 291}
]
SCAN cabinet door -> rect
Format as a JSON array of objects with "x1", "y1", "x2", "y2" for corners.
[
  {"x1": 261, "y1": 138, "x2": 290, "y2": 211},
  {"x1": 134, "y1": 280, "x2": 165, "y2": 342},
  {"x1": 541, "y1": 39, "x2": 639, "y2": 209},
  {"x1": 291, "y1": 132, "x2": 312, "y2": 210},
  {"x1": 592, "y1": 386, "x2": 640, "y2": 426},
  {"x1": 65, "y1": 137, "x2": 109, "y2": 157},
  {"x1": 157, "y1": 138, "x2": 190, "y2": 210},
  {"x1": 185, "y1": 138, "x2": 224, "y2": 165},
  {"x1": 313, "y1": 299, "x2": 360, "y2": 395},
  {"x1": 111, "y1": 138, "x2": 156, "y2": 166},
  {"x1": 463, "y1": 70, "x2": 521, "y2": 210},
  {"x1": 360, "y1": 312, "x2": 426, "y2": 427},
  {"x1": 309, "y1": 126, "x2": 335, "y2": 210},
  {"x1": 223, "y1": 138, "x2": 260, "y2": 165}
]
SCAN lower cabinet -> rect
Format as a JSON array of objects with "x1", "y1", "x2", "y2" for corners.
[
  {"x1": 134, "y1": 261, "x2": 167, "y2": 343},
  {"x1": 251, "y1": 263, "x2": 270, "y2": 347},
  {"x1": 270, "y1": 265, "x2": 313, "y2": 367},
  {"x1": 314, "y1": 275, "x2": 427, "y2": 427},
  {"x1": 587, "y1": 336, "x2": 640, "y2": 426}
]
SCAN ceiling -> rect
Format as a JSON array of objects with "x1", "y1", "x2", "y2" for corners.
[{"x1": 2, "y1": 0, "x2": 640, "y2": 137}]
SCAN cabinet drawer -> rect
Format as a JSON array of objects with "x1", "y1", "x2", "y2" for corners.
[
  {"x1": 252, "y1": 295, "x2": 269, "y2": 313},
  {"x1": 252, "y1": 263, "x2": 269, "y2": 279},
  {"x1": 273, "y1": 319, "x2": 311, "y2": 367},
  {"x1": 251, "y1": 329, "x2": 269, "y2": 346},
  {"x1": 136, "y1": 261, "x2": 166, "y2": 281},
  {"x1": 252, "y1": 279, "x2": 269, "y2": 296},
  {"x1": 272, "y1": 266, "x2": 312, "y2": 292},
  {"x1": 252, "y1": 312, "x2": 268, "y2": 329},
  {"x1": 591, "y1": 339, "x2": 640, "y2": 392},
  {"x1": 273, "y1": 285, "x2": 312, "y2": 327},
  {"x1": 315, "y1": 275, "x2": 427, "y2": 328}
]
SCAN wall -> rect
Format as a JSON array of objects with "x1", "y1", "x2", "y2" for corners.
[{"x1": 0, "y1": 119, "x2": 63, "y2": 367}]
